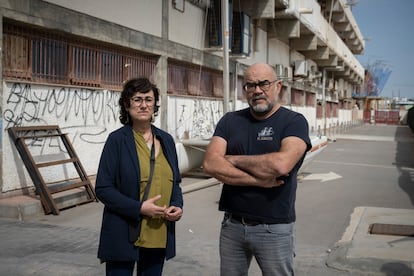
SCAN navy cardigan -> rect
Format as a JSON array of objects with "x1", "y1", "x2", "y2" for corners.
[{"x1": 95, "y1": 124, "x2": 183, "y2": 261}]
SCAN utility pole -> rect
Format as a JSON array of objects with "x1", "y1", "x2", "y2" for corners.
[{"x1": 221, "y1": 0, "x2": 229, "y2": 114}]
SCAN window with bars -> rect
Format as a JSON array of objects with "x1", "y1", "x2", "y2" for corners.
[
  {"x1": 32, "y1": 36, "x2": 68, "y2": 84},
  {"x1": 305, "y1": 92, "x2": 315, "y2": 107},
  {"x1": 101, "y1": 50, "x2": 123, "y2": 87},
  {"x1": 278, "y1": 86, "x2": 288, "y2": 105},
  {"x1": 2, "y1": 25, "x2": 31, "y2": 80},
  {"x1": 2, "y1": 20, "x2": 157, "y2": 90},
  {"x1": 291, "y1": 89, "x2": 304, "y2": 106},
  {"x1": 167, "y1": 61, "x2": 223, "y2": 98},
  {"x1": 69, "y1": 44, "x2": 101, "y2": 86},
  {"x1": 331, "y1": 102, "x2": 338, "y2": 117},
  {"x1": 316, "y1": 102, "x2": 323, "y2": 119},
  {"x1": 316, "y1": 101, "x2": 337, "y2": 119},
  {"x1": 326, "y1": 102, "x2": 332, "y2": 117}
]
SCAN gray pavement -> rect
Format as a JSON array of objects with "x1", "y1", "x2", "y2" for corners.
[{"x1": 0, "y1": 124, "x2": 413, "y2": 275}]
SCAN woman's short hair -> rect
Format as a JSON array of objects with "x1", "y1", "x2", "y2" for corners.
[{"x1": 119, "y1": 77, "x2": 160, "y2": 125}]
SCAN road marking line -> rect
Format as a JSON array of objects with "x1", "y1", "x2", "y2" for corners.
[{"x1": 314, "y1": 160, "x2": 414, "y2": 170}]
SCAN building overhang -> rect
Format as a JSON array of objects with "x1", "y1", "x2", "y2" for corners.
[{"x1": 238, "y1": 0, "x2": 365, "y2": 85}]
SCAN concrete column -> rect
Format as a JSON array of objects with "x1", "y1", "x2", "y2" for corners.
[
  {"x1": 162, "y1": 0, "x2": 168, "y2": 40},
  {"x1": 155, "y1": 56, "x2": 168, "y2": 131},
  {"x1": 0, "y1": 14, "x2": 3, "y2": 191},
  {"x1": 157, "y1": 0, "x2": 168, "y2": 131},
  {"x1": 229, "y1": 62, "x2": 238, "y2": 112}
]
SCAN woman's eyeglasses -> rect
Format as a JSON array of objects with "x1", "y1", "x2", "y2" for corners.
[{"x1": 131, "y1": 96, "x2": 154, "y2": 106}]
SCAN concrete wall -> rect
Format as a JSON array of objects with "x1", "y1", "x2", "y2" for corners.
[
  {"x1": 289, "y1": 105, "x2": 318, "y2": 135},
  {"x1": 0, "y1": 0, "x2": 360, "y2": 194},
  {"x1": 1, "y1": 80, "x2": 229, "y2": 193},
  {"x1": 168, "y1": 2, "x2": 207, "y2": 49},
  {"x1": 43, "y1": 0, "x2": 163, "y2": 37},
  {"x1": 268, "y1": 39, "x2": 291, "y2": 68},
  {"x1": 167, "y1": 96, "x2": 224, "y2": 141},
  {"x1": 3, "y1": 82, "x2": 121, "y2": 192}
]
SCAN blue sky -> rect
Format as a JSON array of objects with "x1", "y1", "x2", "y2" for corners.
[{"x1": 352, "y1": 0, "x2": 414, "y2": 99}]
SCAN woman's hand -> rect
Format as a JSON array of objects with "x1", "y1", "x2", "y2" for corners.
[
  {"x1": 164, "y1": 206, "x2": 183, "y2": 222},
  {"x1": 140, "y1": 195, "x2": 166, "y2": 217}
]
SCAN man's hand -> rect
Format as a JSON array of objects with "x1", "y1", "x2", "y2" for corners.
[
  {"x1": 258, "y1": 177, "x2": 285, "y2": 188},
  {"x1": 140, "y1": 195, "x2": 166, "y2": 217},
  {"x1": 227, "y1": 155, "x2": 286, "y2": 188}
]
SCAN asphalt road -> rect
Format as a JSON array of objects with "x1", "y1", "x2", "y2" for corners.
[{"x1": 0, "y1": 124, "x2": 413, "y2": 276}]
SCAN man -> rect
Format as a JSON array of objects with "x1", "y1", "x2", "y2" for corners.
[{"x1": 203, "y1": 63, "x2": 311, "y2": 276}]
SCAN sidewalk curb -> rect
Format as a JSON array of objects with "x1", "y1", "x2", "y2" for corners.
[
  {"x1": 326, "y1": 206, "x2": 414, "y2": 276},
  {"x1": 181, "y1": 178, "x2": 221, "y2": 194}
]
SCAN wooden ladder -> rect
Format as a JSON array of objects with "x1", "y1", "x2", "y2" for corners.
[{"x1": 8, "y1": 125, "x2": 97, "y2": 215}]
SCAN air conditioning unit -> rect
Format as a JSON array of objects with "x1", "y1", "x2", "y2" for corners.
[
  {"x1": 308, "y1": 70, "x2": 322, "y2": 82},
  {"x1": 313, "y1": 71, "x2": 322, "y2": 78},
  {"x1": 275, "y1": 64, "x2": 284, "y2": 77},
  {"x1": 294, "y1": 60, "x2": 308, "y2": 77}
]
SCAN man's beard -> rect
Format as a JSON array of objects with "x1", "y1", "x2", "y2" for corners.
[{"x1": 251, "y1": 101, "x2": 274, "y2": 115}]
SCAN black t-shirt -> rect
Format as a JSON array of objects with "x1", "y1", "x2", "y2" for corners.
[{"x1": 214, "y1": 106, "x2": 312, "y2": 223}]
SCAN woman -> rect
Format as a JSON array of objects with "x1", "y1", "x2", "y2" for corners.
[{"x1": 95, "y1": 77, "x2": 183, "y2": 276}]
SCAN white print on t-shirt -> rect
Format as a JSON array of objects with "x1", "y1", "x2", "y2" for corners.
[{"x1": 257, "y1": 127, "x2": 274, "y2": 141}]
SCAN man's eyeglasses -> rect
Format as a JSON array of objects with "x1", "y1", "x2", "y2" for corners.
[
  {"x1": 243, "y1": 80, "x2": 278, "y2": 93},
  {"x1": 131, "y1": 96, "x2": 154, "y2": 106}
]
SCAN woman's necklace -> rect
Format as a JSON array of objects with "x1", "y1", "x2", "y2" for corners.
[
  {"x1": 143, "y1": 132, "x2": 152, "y2": 143},
  {"x1": 143, "y1": 132, "x2": 153, "y2": 149},
  {"x1": 134, "y1": 128, "x2": 153, "y2": 149}
]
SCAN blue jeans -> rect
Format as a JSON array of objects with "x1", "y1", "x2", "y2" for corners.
[
  {"x1": 220, "y1": 215, "x2": 295, "y2": 276},
  {"x1": 105, "y1": 248, "x2": 165, "y2": 276}
]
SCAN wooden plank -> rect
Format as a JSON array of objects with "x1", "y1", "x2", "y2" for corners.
[
  {"x1": 8, "y1": 125, "x2": 97, "y2": 215},
  {"x1": 8, "y1": 127, "x2": 58, "y2": 214},
  {"x1": 16, "y1": 133, "x2": 66, "y2": 140},
  {"x1": 48, "y1": 180, "x2": 91, "y2": 194},
  {"x1": 36, "y1": 158, "x2": 78, "y2": 168}
]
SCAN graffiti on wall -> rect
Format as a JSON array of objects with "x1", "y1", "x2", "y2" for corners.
[
  {"x1": 2, "y1": 82, "x2": 122, "y2": 192},
  {"x1": 2, "y1": 83, "x2": 226, "y2": 192},
  {"x1": 167, "y1": 96, "x2": 223, "y2": 141},
  {"x1": 4, "y1": 82, "x2": 120, "y2": 143}
]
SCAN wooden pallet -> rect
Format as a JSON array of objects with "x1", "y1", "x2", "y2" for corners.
[{"x1": 8, "y1": 125, "x2": 97, "y2": 215}]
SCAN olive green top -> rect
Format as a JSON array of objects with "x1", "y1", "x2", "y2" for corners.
[{"x1": 132, "y1": 130, "x2": 173, "y2": 248}]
